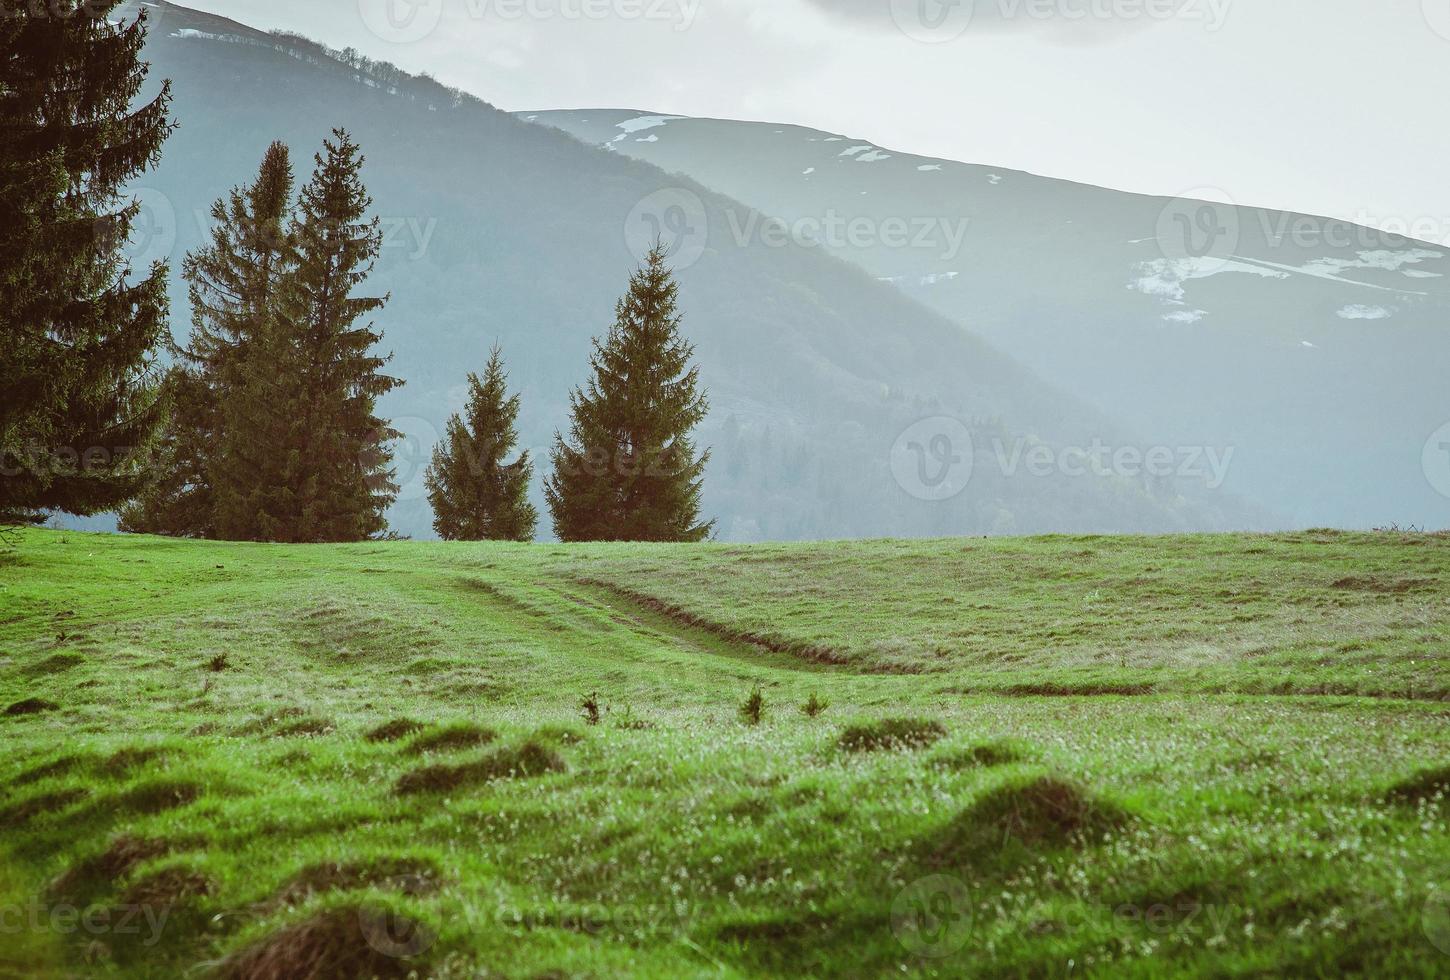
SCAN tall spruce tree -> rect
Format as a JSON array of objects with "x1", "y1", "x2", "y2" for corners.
[
  {"x1": 277, "y1": 129, "x2": 401, "y2": 542},
  {"x1": 0, "y1": 2, "x2": 174, "y2": 525},
  {"x1": 425, "y1": 346, "x2": 537, "y2": 541},
  {"x1": 122, "y1": 142, "x2": 296, "y2": 537},
  {"x1": 545, "y1": 245, "x2": 713, "y2": 542}
]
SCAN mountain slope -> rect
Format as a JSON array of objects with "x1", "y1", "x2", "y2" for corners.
[
  {"x1": 108, "y1": 3, "x2": 1264, "y2": 540},
  {"x1": 525, "y1": 108, "x2": 1450, "y2": 529}
]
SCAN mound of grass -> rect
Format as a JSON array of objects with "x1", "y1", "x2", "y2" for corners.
[
  {"x1": 273, "y1": 857, "x2": 441, "y2": 909},
  {"x1": 838, "y1": 717, "x2": 946, "y2": 752},
  {"x1": 933, "y1": 738, "x2": 1035, "y2": 770},
  {"x1": 114, "y1": 779, "x2": 202, "y2": 815},
  {"x1": 5, "y1": 698, "x2": 60, "y2": 716},
  {"x1": 531, "y1": 725, "x2": 586, "y2": 746},
  {"x1": 23, "y1": 653, "x2": 83, "y2": 676},
  {"x1": 925, "y1": 774, "x2": 1129, "y2": 868},
  {"x1": 103, "y1": 746, "x2": 166, "y2": 777},
  {"x1": 0, "y1": 788, "x2": 90, "y2": 828},
  {"x1": 405, "y1": 723, "x2": 496, "y2": 755},
  {"x1": 216, "y1": 905, "x2": 432, "y2": 980},
  {"x1": 50, "y1": 835, "x2": 172, "y2": 904},
  {"x1": 121, "y1": 866, "x2": 214, "y2": 910},
  {"x1": 1386, "y1": 766, "x2": 1450, "y2": 805},
  {"x1": 273, "y1": 716, "x2": 336, "y2": 738},
  {"x1": 14, "y1": 754, "x2": 85, "y2": 786},
  {"x1": 395, "y1": 741, "x2": 566, "y2": 796},
  {"x1": 365, "y1": 718, "x2": 424, "y2": 743}
]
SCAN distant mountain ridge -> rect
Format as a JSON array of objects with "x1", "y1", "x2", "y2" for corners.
[
  {"x1": 90, "y1": 3, "x2": 1270, "y2": 540},
  {"x1": 525, "y1": 108, "x2": 1450, "y2": 529}
]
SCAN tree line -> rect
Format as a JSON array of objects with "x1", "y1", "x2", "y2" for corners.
[{"x1": 2, "y1": 2, "x2": 711, "y2": 544}]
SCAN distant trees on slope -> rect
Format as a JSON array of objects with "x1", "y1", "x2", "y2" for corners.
[{"x1": 0, "y1": 2, "x2": 174, "y2": 526}]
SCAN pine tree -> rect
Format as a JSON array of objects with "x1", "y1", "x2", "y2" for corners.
[
  {"x1": 280, "y1": 129, "x2": 401, "y2": 542},
  {"x1": 545, "y1": 245, "x2": 713, "y2": 542},
  {"x1": 425, "y1": 346, "x2": 537, "y2": 541},
  {"x1": 0, "y1": 3, "x2": 174, "y2": 525},
  {"x1": 122, "y1": 142, "x2": 296, "y2": 538}
]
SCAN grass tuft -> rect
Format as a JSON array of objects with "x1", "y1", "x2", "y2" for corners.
[
  {"x1": 5, "y1": 698, "x2": 60, "y2": 716},
  {"x1": 0, "y1": 788, "x2": 90, "y2": 828},
  {"x1": 115, "y1": 779, "x2": 202, "y2": 815},
  {"x1": 925, "y1": 774, "x2": 1129, "y2": 868},
  {"x1": 1386, "y1": 765, "x2": 1450, "y2": 805},
  {"x1": 405, "y1": 723, "x2": 496, "y2": 755},
  {"x1": 800, "y1": 692, "x2": 829, "y2": 718},
  {"x1": 216, "y1": 905, "x2": 432, "y2": 980},
  {"x1": 395, "y1": 741, "x2": 566, "y2": 796},
  {"x1": 933, "y1": 739, "x2": 1035, "y2": 770},
  {"x1": 365, "y1": 718, "x2": 424, "y2": 743},
  {"x1": 272, "y1": 857, "x2": 441, "y2": 909},
  {"x1": 838, "y1": 717, "x2": 946, "y2": 752},
  {"x1": 739, "y1": 687, "x2": 766, "y2": 726},
  {"x1": 50, "y1": 835, "x2": 172, "y2": 904}
]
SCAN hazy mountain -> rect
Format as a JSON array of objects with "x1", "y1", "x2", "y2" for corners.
[
  {"x1": 98, "y1": 2, "x2": 1268, "y2": 541},
  {"x1": 526, "y1": 108, "x2": 1450, "y2": 530}
]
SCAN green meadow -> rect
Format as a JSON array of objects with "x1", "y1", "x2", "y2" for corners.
[{"x1": 1, "y1": 528, "x2": 1448, "y2": 977}]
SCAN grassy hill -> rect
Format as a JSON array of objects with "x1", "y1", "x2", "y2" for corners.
[{"x1": 2, "y1": 529, "x2": 1448, "y2": 976}]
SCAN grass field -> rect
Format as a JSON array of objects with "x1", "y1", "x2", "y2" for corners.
[{"x1": 2, "y1": 527, "x2": 1448, "y2": 978}]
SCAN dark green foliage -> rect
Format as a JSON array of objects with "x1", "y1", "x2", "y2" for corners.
[
  {"x1": 125, "y1": 131, "x2": 401, "y2": 542},
  {"x1": 425, "y1": 346, "x2": 537, "y2": 541},
  {"x1": 123, "y1": 141, "x2": 295, "y2": 537},
  {"x1": 800, "y1": 693, "x2": 829, "y2": 718},
  {"x1": 838, "y1": 718, "x2": 946, "y2": 752},
  {"x1": 580, "y1": 692, "x2": 602, "y2": 726},
  {"x1": 739, "y1": 686, "x2": 766, "y2": 726},
  {"x1": 0, "y1": 2, "x2": 174, "y2": 524},
  {"x1": 545, "y1": 245, "x2": 712, "y2": 542}
]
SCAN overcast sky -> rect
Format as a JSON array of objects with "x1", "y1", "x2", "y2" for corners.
[{"x1": 182, "y1": 0, "x2": 1450, "y2": 243}]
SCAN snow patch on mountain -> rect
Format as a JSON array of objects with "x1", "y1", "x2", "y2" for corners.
[
  {"x1": 609, "y1": 115, "x2": 680, "y2": 143},
  {"x1": 856, "y1": 150, "x2": 892, "y2": 162},
  {"x1": 1129, "y1": 257, "x2": 1289, "y2": 304},
  {"x1": 1337, "y1": 305, "x2": 1395, "y2": 320},
  {"x1": 918, "y1": 164, "x2": 942, "y2": 172},
  {"x1": 1163, "y1": 310, "x2": 1208, "y2": 324}
]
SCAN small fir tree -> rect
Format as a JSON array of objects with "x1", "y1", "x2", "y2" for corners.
[
  {"x1": 545, "y1": 245, "x2": 712, "y2": 542},
  {"x1": 425, "y1": 346, "x2": 537, "y2": 542}
]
